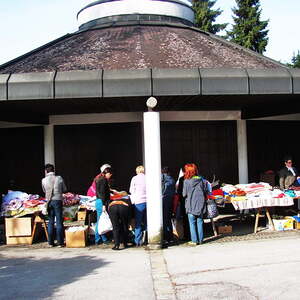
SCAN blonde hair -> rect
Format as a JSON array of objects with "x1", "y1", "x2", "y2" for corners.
[{"x1": 136, "y1": 165, "x2": 145, "y2": 174}]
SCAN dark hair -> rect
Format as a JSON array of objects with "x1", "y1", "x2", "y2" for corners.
[
  {"x1": 45, "y1": 164, "x2": 55, "y2": 173},
  {"x1": 102, "y1": 167, "x2": 113, "y2": 175},
  {"x1": 162, "y1": 166, "x2": 170, "y2": 174},
  {"x1": 284, "y1": 156, "x2": 292, "y2": 163}
]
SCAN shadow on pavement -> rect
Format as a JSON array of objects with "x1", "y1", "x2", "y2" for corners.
[{"x1": 0, "y1": 254, "x2": 109, "y2": 300}]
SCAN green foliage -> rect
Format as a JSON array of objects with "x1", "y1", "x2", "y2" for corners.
[
  {"x1": 289, "y1": 51, "x2": 300, "y2": 68},
  {"x1": 226, "y1": 0, "x2": 269, "y2": 54},
  {"x1": 193, "y1": 0, "x2": 227, "y2": 34}
]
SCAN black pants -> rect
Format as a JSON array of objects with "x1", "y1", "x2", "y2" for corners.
[{"x1": 109, "y1": 204, "x2": 130, "y2": 247}]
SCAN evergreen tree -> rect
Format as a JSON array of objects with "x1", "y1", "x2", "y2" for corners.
[
  {"x1": 289, "y1": 51, "x2": 300, "y2": 68},
  {"x1": 193, "y1": 0, "x2": 227, "y2": 34},
  {"x1": 226, "y1": 0, "x2": 269, "y2": 54}
]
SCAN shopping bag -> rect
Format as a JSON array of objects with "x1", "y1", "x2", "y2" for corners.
[
  {"x1": 205, "y1": 199, "x2": 219, "y2": 219},
  {"x1": 98, "y1": 211, "x2": 113, "y2": 234}
]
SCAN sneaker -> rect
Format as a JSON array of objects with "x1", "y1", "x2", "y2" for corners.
[
  {"x1": 57, "y1": 245, "x2": 64, "y2": 248},
  {"x1": 47, "y1": 244, "x2": 54, "y2": 248},
  {"x1": 187, "y1": 241, "x2": 198, "y2": 246}
]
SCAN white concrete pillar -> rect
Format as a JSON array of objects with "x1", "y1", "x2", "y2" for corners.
[
  {"x1": 237, "y1": 120, "x2": 248, "y2": 184},
  {"x1": 143, "y1": 112, "x2": 163, "y2": 247},
  {"x1": 44, "y1": 125, "x2": 55, "y2": 165}
]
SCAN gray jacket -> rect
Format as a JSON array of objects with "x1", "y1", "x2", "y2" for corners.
[
  {"x1": 183, "y1": 176, "x2": 207, "y2": 216},
  {"x1": 42, "y1": 172, "x2": 67, "y2": 201}
]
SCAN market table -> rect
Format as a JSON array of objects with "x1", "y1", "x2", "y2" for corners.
[{"x1": 228, "y1": 196, "x2": 294, "y2": 233}]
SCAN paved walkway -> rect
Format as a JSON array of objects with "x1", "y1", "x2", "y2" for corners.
[{"x1": 1, "y1": 233, "x2": 300, "y2": 300}]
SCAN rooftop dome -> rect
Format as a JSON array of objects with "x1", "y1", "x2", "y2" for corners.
[{"x1": 77, "y1": 0, "x2": 195, "y2": 29}]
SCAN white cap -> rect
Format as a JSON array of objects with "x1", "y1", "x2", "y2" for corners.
[{"x1": 100, "y1": 163, "x2": 111, "y2": 173}]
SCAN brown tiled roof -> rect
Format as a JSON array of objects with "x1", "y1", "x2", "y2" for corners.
[{"x1": 0, "y1": 23, "x2": 284, "y2": 74}]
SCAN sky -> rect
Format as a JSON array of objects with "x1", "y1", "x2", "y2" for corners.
[{"x1": 0, "y1": 0, "x2": 299, "y2": 66}]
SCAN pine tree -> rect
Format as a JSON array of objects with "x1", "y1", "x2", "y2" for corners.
[
  {"x1": 226, "y1": 0, "x2": 269, "y2": 54},
  {"x1": 290, "y1": 51, "x2": 300, "y2": 68},
  {"x1": 193, "y1": 0, "x2": 227, "y2": 34}
]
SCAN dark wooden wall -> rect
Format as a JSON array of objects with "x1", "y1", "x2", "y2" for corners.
[
  {"x1": 0, "y1": 126, "x2": 44, "y2": 195},
  {"x1": 54, "y1": 123, "x2": 143, "y2": 194},
  {"x1": 2, "y1": 120, "x2": 297, "y2": 197},
  {"x1": 247, "y1": 120, "x2": 300, "y2": 184},
  {"x1": 160, "y1": 121, "x2": 239, "y2": 184}
]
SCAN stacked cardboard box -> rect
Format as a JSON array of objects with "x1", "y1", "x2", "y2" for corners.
[{"x1": 5, "y1": 217, "x2": 33, "y2": 245}]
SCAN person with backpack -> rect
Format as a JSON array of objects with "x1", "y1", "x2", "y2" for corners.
[
  {"x1": 182, "y1": 163, "x2": 207, "y2": 246},
  {"x1": 42, "y1": 164, "x2": 67, "y2": 247}
]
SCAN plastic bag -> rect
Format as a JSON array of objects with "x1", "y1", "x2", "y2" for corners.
[
  {"x1": 206, "y1": 199, "x2": 219, "y2": 219},
  {"x1": 98, "y1": 210, "x2": 113, "y2": 234}
]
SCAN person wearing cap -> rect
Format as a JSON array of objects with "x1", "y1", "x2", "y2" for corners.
[{"x1": 94, "y1": 164, "x2": 112, "y2": 245}]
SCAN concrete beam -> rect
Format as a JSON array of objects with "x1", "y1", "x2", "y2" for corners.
[
  {"x1": 152, "y1": 68, "x2": 200, "y2": 96},
  {"x1": 0, "y1": 74, "x2": 10, "y2": 101},
  {"x1": 201, "y1": 68, "x2": 248, "y2": 95},
  {"x1": 8, "y1": 72, "x2": 55, "y2": 100},
  {"x1": 55, "y1": 70, "x2": 102, "y2": 98},
  {"x1": 247, "y1": 69, "x2": 292, "y2": 94},
  {"x1": 103, "y1": 69, "x2": 151, "y2": 97}
]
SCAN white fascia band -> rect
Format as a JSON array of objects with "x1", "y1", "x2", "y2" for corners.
[{"x1": 78, "y1": 0, "x2": 194, "y2": 27}]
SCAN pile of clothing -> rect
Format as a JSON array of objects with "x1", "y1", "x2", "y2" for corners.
[
  {"x1": 1, "y1": 191, "x2": 46, "y2": 217},
  {"x1": 1, "y1": 191, "x2": 84, "y2": 218},
  {"x1": 221, "y1": 182, "x2": 294, "y2": 210}
]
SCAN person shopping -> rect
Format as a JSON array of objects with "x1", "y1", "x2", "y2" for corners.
[
  {"x1": 129, "y1": 165, "x2": 147, "y2": 247},
  {"x1": 108, "y1": 194, "x2": 131, "y2": 250},
  {"x1": 161, "y1": 166, "x2": 175, "y2": 243},
  {"x1": 42, "y1": 164, "x2": 67, "y2": 247},
  {"x1": 182, "y1": 163, "x2": 207, "y2": 246},
  {"x1": 95, "y1": 164, "x2": 112, "y2": 245}
]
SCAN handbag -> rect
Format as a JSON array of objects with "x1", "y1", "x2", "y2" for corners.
[
  {"x1": 206, "y1": 199, "x2": 219, "y2": 219},
  {"x1": 98, "y1": 210, "x2": 113, "y2": 234}
]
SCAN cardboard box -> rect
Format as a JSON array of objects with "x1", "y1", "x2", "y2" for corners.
[
  {"x1": 5, "y1": 217, "x2": 32, "y2": 237},
  {"x1": 77, "y1": 210, "x2": 87, "y2": 222},
  {"x1": 292, "y1": 216, "x2": 300, "y2": 230},
  {"x1": 65, "y1": 227, "x2": 87, "y2": 248},
  {"x1": 217, "y1": 225, "x2": 232, "y2": 234},
  {"x1": 273, "y1": 219, "x2": 294, "y2": 231},
  {"x1": 6, "y1": 236, "x2": 32, "y2": 245}
]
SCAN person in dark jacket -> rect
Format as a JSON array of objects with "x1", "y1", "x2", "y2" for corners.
[
  {"x1": 182, "y1": 163, "x2": 207, "y2": 246},
  {"x1": 161, "y1": 167, "x2": 175, "y2": 243},
  {"x1": 279, "y1": 156, "x2": 300, "y2": 215},
  {"x1": 279, "y1": 156, "x2": 300, "y2": 190},
  {"x1": 95, "y1": 164, "x2": 112, "y2": 245}
]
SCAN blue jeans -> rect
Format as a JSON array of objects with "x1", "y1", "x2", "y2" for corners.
[
  {"x1": 187, "y1": 214, "x2": 203, "y2": 243},
  {"x1": 95, "y1": 199, "x2": 108, "y2": 244},
  {"x1": 134, "y1": 203, "x2": 147, "y2": 245},
  {"x1": 48, "y1": 200, "x2": 64, "y2": 246}
]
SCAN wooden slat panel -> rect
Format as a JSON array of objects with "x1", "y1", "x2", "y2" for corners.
[
  {"x1": 247, "y1": 120, "x2": 300, "y2": 184},
  {"x1": 0, "y1": 126, "x2": 44, "y2": 194},
  {"x1": 160, "y1": 121, "x2": 238, "y2": 184},
  {"x1": 54, "y1": 123, "x2": 142, "y2": 194}
]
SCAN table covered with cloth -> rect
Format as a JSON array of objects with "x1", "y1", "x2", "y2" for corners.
[{"x1": 220, "y1": 182, "x2": 294, "y2": 210}]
